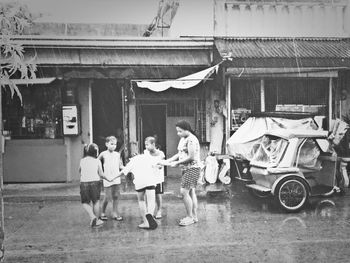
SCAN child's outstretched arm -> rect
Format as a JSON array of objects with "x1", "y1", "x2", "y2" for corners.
[
  {"x1": 158, "y1": 152, "x2": 178, "y2": 166},
  {"x1": 110, "y1": 171, "x2": 124, "y2": 181},
  {"x1": 166, "y1": 153, "x2": 179, "y2": 163},
  {"x1": 97, "y1": 161, "x2": 110, "y2": 181}
]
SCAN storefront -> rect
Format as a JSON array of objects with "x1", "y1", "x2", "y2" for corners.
[
  {"x1": 2, "y1": 36, "x2": 214, "y2": 182},
  {"x1": 215, "y1": 37, "x2": 350, "y2": 145}
]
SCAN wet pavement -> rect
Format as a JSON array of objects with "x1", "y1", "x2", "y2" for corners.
[
  {"x1": 3, "y1": 175, "x2": 220, "y2": 202},
  {"x1": 3, "y1": 183, "x2": 350, "y2": 263}
]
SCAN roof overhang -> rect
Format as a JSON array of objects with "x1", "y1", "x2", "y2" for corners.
[
  {"x1": 13, "y1": 36, "x2": 214, "y2": 67},
  {"x1": 1, "y1": 77, "x2": 56, "y2": 85}
]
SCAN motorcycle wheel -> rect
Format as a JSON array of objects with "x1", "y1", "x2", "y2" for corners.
[{"x1": 274, "y1": 176, "x2": 309, "y2": 213}]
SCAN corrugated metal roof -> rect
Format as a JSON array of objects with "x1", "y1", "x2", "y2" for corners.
[
  {"x1": 16, "y1": 36, "x2": 213, "y2": 66},
  {"x1": 215, "y1": 38, "x2": 350, "y2": 59},
  {"x1": 12, "y1": 36, "x2": 213, "y2": 49}
]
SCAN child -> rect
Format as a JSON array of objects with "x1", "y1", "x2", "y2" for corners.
[
  {"x1": 79, "y1": 143, "x2": 109, "y2": 228},
  {"x1": 98, "y1": 136, "x2": 124, "y2": 221},
  {"x1": 144, "y1": 136, "x2": 165, "y2": 219},
  {"x1": 116, "y1": 145, "x2": 160, "y2": 230}
]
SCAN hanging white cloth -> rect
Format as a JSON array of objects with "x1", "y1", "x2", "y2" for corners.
[{"x1": 136, "y1": 64, "x2": 220, "y2": 92}]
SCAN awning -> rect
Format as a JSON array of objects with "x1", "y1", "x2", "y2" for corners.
[
  {"x1": 215, "y1": 37, "x2": 350, "y2": 68},
  {"x1": 1, "y1": 77, "x2": 56, "y2": 85},
  {"x1": 136, "y1": 64, "x2": 219, "y2": 92}
]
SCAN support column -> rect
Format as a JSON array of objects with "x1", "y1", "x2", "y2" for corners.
[
  {"x1": 88, "y1": 81, "x2": 93, "y2": 144},
  {"x1": 329, "y1": 77, "x2": 333, "y2": 131},
  {"x1": 225, "y1": 76, "x2": 231, "y2": 153},
  {"x1": 260, "y1": 79, "x2": 265, "y2": 112}
]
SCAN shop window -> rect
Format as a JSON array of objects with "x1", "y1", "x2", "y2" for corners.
[
  {"x1": 231, "y1": 79, "x2": 261, "y2": 113},
  {"x1": 2, "y1": 85, "x2": 63, "y2": 139},
  {"x1": 266, "y1": 79, "x2": 328, "y2": 113}
]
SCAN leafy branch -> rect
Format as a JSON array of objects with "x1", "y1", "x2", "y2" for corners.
[{"x1": 0, "y1": 2, "x2": 37, "y2": 102}]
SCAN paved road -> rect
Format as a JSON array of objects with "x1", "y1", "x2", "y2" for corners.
[{"x1": 3, "y1": 185, "x2": 350, "y2": 263}]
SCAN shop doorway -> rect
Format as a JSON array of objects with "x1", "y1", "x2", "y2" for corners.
[
  {"x1": 140, "y1": 104, "x2": 167, "y2": 154},
  {"x1": 92, "y1": 80, "x2": 123, "y2": 152}
]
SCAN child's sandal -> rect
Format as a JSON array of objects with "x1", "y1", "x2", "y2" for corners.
[
  {"x1": 146, "y1": 214, "x2": 158, "y2": 230},
  {"x1": 179, "y1": 217, "x2": 194, "y2": 226},
  {"x1": 100, "y1": 215, "x2": 108, "y2": 221}
]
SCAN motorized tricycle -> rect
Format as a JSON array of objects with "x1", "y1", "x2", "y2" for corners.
[{"x1": 227, "y1": 113, "x2": 349, "y2": 212}]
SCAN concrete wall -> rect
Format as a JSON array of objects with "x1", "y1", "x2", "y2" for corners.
[
  {"x1": 214, "y1": 0, "x2": 349, "y2": 37},
  {"x1": 4, "y1": 139, "x2": 66, "y2": 183},
  {"x1": 24, "y1": 23, "x2": 157, "y2": 37},
  {"x1": 345, "y1": 0, "x2": 350, "y2": 36}
]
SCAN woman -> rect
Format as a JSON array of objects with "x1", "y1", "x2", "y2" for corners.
[{"x1": 163, "y1": 120, "x2": 201, "y2": 226}]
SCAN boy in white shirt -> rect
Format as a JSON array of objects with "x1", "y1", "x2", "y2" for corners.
[
  {"x1": 117, "y1": 138, "x2": 161, "y2": 230},
  {"x1": 98, "y1": 136, "x2": 124, "y2": 221}
]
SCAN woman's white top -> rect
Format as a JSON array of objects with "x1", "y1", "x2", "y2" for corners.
[{"x1": 177, "y1": 133, "x2": 201, "y2": 168}]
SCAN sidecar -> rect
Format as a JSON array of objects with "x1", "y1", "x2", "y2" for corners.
[{"x1": 244, "y1": 129, "x2": 347, "y2": 212}]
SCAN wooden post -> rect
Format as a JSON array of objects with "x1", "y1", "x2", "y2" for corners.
[
  {"x1": 329, "y1": 77, "x2": 333, "y2": 131},
  {"x1": 121, "y1": 83, "x2": 129, "y2": 160},
  {"x1": 260, "y1": 79, "x2": 265, "y2": 112},
  {"x1": 225, "y1": 76, "x2": 231, "y2": 153},
  {"x1": 88, "y1": 81, "x2": 93, "y2": 144},
  {"x1": 0, "y1": 86, "x2": 4, "y2": 260}
]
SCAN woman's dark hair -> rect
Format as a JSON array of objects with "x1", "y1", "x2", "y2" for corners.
[
  {"x1": 175, "y1": 120, "x2": 196, "y2": 136},
  {"x1": 83, "y1": 143, "x2": 99, "y2": 158}
]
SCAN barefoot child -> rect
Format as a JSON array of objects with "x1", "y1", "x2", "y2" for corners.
[
  {"x1": 98, "y1": 136, "x2": 124, "y2": 221},
  {"x1": 79, "y1": 143, "x2": 110, "y2": 228}
]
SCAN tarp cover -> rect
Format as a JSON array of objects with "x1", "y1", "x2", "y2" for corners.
[
  {"x1": 136, "y1": 64, "x2": 219, "y2": 92},
  {"x1": 226, "y1": 117, "x2": 318, "y2": 160}
]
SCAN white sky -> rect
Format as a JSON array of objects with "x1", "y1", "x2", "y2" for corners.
[
  {"x1": 1, "y1": 0, "x2": 160, "y2": 24},
  {"x1": 0, "y1": 0, "x2": 214, "y2": 36}
]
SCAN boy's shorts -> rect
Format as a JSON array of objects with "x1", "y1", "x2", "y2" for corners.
[
  {"x1": 104, "y1": 184, "x2": 120, "y2": 200},
  {"x1": 135, "y1": 185, "x2": 156, "y2": 193},
  {"x1": 155, "y1": 183, "x2": 164, "y2": 194},
  {"x1": 80, "y1": 181, "x2": 101, "y2": 204}
]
